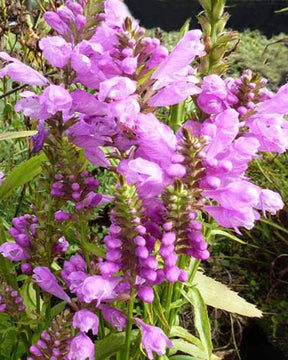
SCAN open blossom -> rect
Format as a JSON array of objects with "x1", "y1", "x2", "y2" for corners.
[
  {"x1": 118, "y1": 158, "x2": 164, "y2": 198},
  {"x1": 68, "y1": 332, "x2": 94, "y2": 360},
  {"x1": 39, "y1": 36, "x2": 72, "y2": 68},
  {"x1": 197, "y1": 74, "x2": 229, "y2": 114},
  {"x1": 150, "y1": 30, "x2": 205, "y2": 106},
  {"x1": 78, "y1": 275, "x2": 120, "y2": 305},
  {"x1": 99, "y1": 304, "x2": 127, "y2": 331},
  {"x1": 0, "y1": 52, "x2": 48, "y2": 86},
  {"x1": 73, "y1": 309, "x2": 99, "y2": 335},
  {"x1": 135, "y1": 319, "x2": 173, "y2": 359},
  {"x1": 0, "y1": 242, "x2": 29, "y2": 261}
]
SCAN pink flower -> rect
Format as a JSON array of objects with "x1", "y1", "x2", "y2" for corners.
[
  {"x1": 44, "y1": 11, "x2": 70, "y2": 35},
  {"x1": 73, "y1": 309, "x2": 99, "y2": 335},
  {"x1": 118, "y1": 158, "x2": 164, "y2": 198},
  {"x1": 68, "y1": 332, "x2": 94, "y2": 360},
  {"x1": 152, "y1": 30, "x2": 205, "y2": 80},
  {"x1": 40, "y1": 85, "x2": 72, "y2": 118},
  {"x1": 135, "y1": 319, "x2": 173, "y2": 359},
  {"x1": 0, "y1": 242, "x2": 29, "y2": 261},
  {"x1": 98, "y1": 76, "x2": 137, "y2": 101},
  {"x1": 39, "y1": 36, "x2": 72, "y2": 68},
  {"x1": 78, "y1": 275, "x2": 120, "y2": 305},
  {"x1": 33, "y1": 267, "x2": 71, "y2": 302},
  {"x1": 197, "y1": 75, "x2": 228, "y2": 114},
  {"x1": 0, "y1": 52, "x2": 48, "y2": 86},
  {"x1": 99, "y1": 304, "x2": 127, "y2": 331}
]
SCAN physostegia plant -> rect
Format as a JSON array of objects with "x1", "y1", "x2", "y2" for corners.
[{"x1": 0, "y1": 0, "x2": 287, "y2": 359}]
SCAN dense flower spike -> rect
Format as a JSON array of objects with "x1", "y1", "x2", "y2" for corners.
[
  {"x1": 28, "y1": 311, "x2": 72, "y2": 360},
  {"x1": 0, "y1": 285, "x2": 26, "y2": 317}
]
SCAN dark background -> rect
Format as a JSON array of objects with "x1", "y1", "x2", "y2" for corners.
[{"x1": 124, "y1": 0, "x2": 288, "y2": 36}]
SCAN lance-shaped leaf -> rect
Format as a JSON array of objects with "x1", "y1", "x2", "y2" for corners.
[
  {"x1": 0, "y1": 153, "x2": 46, "y2": 201},
  {"x1": 194, "y1": 271, "x2": 263, "y2": 317},
  {"x1": 0, "y1": 131, "x2": 37, "y2": 141}
]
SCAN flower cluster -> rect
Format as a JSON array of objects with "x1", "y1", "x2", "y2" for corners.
[
  {"x1": 0, "y1": 0, "x2": 287, "y2": 359},
  {"x1": 0, "y1": 285, "x2": 25, "y2": 317}
]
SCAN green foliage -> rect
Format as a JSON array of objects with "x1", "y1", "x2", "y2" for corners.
[{"x1": 228, "y1": 30, "x2": 288, "y2": 90}]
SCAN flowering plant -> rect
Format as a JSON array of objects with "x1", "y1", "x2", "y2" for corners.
[{"x1": 0, "y1": 0, "x2": 287, "y2": 359}]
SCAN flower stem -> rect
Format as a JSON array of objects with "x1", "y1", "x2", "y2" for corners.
[
  {"x1": 124, "y1": 286, "x2": 136, "y2": 360},
  {"x1": 79, "y1": 212, "x2": 91, "y2": 273}
]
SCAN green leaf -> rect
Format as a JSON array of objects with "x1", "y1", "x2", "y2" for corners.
[
  {"x1": 51, "y1": 301, "x2": 67, "y2": 319},
  {"x1": 82, "y1": 242, "x2": 106, "y2": 258},
  {"x1": 0, "y1": 153, "x2": 46, "y2": 201},
  {"x1": 20, "y1": 281, "x2": 42, "y2": 319},
  {"x1": 180, "y1": 18, "x2": 191, "y2": 37},
  {"x1": 0, "y1": 219, "x2": 17, "y2": 288},
  {"x1": 170, "y1": 356, "x2": 199, "y2": 360},
  {"x1": 275, "y1": 7, "x2": 288, "y2": 13},
  {"x1": 208, "y1": 229, "x2": 246, "y2": 244},
  {"x1": 172, "y1": 339, "x2": 219, "y2": 360},
  {"x1": 0, "y1": 327, "x2": 17, "y2": 359},
  {"x1": 181, "y1": 288, "x2": 212, "y2": 360},
  {"x1": 170, "y1": 326, "x2": 203, "y2": 349},
  {"x1": 0, "y1": 131, "x2": 37, "y2": 141},
  {"x1": 193, "y1": 271, "x2": 262, "y2": 317},
  {"x1": 95, "y1": 330, "x2": 139, "y2": 359}
]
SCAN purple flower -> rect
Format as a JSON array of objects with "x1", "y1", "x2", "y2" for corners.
[
  {"x1": 135, "y1": 319, "x2": 173, "y2": 359},
  {"x1": 245, "y1": 114, "x2": 288, "y2": 153},
  {"x1": 197, "y1": 75, "x2": 228, "y2": 114},
  {"x1": 0, "y1": 52, "x2": 48, "y2": 86},
  {"x1": 73, "y1": 309, "x2": 99, "y2": 335},
  {"x1": 257, "y1": 189, "x2": 284, "y2": 216},
  {"x1": 150, "y1": 80, "x2": 200, "y2": 106},
  {"x1": 0, "y1": 171, "x2": 5, "y2": 185},
  {"x1": 118, "y1": 158, "x2": 164, "y2": 198},
  {"x1": 204, "y1": 206, "x2": 260, "y2": 234},
  {"x1": 39, "y1": 36, "x2": 72, "y2": 68},
  {"x1": 33, "y1": 267, "x2": 71, "y2": 302},
  {"x1": 78, "y1": 275, "x2": 120, "y2": 305},
  {"x1": 68, "y1": 332, "x2": 94, "y2": 360},
  {"x1": 257, "y1": 83, "x2": 288, "y2": 114},
  {"x1": 152, "y1": 30, "x2": 205, "y2": 80},
  {"x1": 99, "y1": 304, "x2": 127, "y2": 331},
  {"x1": 31, "y1": 120, "x2": 50, "y2": 153},
  {"x1": 0, "y1": 242, "x2": 29, "y2": 261},
  {"x1": 135, "y1": 113, "x2": 180, "y2": 181},
  {"x1": 44, "y1": 12, "x2": 70, "y2": 35},
  {"x1": 39, "y1": 85, "x2": 72, "y2": 118},
  {"x1": 138, "y1": 286, "x2": 154, "y2": 303},
  {"x1": 14, "y1": 91, "x2": 49, "y2": 120},
  {"x1": 98, "y1": 76, "x2": 137, "y2": 101}
]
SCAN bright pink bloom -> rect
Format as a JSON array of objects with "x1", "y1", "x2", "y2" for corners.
[
  {"x1": 0, "y1": 52, "x2": 48, "y2": 86},
  {"x1": 33, "y1": 267, "x2": 71, "y2": 302},
  {"x1": 39, "y1": 36, "x2": 72, "y2": 68},
  {"x1": 73, "y1": 309, "x2": 99, "y2": 335},
  {"x1": 135, "y1": 319, "x2": 173, "y2": 359},
  {"x1": 68, "y1": 332, "x2": 94, "y2": 360}
]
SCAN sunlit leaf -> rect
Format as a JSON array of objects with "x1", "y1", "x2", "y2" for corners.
[
  {"x1": 194, "y1": 271, "x2": 262, "y2": 317},
  {"x1": 0, "y1": 131, "x2": 37, "y2": 141},
  {"x1": 0, "y1": 153, "x2": 46, "y2": 201},
  {"x1": 181, "y1": 288, "x2": 212, "y2": 360}
]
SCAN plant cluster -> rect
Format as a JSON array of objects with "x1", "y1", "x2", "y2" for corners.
[{"x1": 0, "y1": 0, "x2": 287, "y2": 359}]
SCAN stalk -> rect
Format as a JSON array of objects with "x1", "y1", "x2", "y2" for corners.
[{"x1": 123, "y1": 286, "x2": 136, "y2": 360}]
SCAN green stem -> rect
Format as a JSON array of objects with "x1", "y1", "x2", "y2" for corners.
[
  {"x1": 123, "y1": 286, "x2": 136, "y2": 360},
  {"x1": 79, "y1": 212, "x2": 91, "y2": 273},
  {"x1": 165, "y1": 282, "x2": 175, "y2": 326}
]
